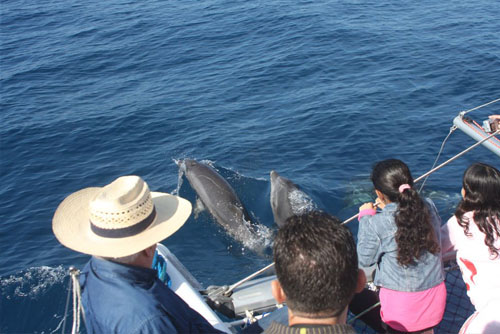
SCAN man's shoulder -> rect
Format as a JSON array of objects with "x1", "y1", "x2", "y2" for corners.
[{"x1": 81, "y1": 264, "x2": 178, "y2": 332}]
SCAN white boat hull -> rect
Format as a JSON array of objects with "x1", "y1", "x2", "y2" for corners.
[{"x1": 156, "y1": 243, "x2": 233, "y2": 333}]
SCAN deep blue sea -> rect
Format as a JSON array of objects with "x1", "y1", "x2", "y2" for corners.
[{"x1": 1, "y1": 0, "x2": 499, "y2": 332}]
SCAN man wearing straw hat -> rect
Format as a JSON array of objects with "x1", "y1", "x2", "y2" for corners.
[{"x1": 53, "y1": 175, "x2": 224, "y2": 333}]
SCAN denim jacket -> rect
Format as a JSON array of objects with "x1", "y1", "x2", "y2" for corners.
[{"x1": 357, "y1": 199, "x2": 444, "y2": 292}]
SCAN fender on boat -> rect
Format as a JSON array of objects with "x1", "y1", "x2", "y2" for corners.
[
  {"x1": 453, "y1": 115, "x2": 500, "y2": 157},
  {"x1": 231, "y1": 275, "x2": 278, "y2": 317}
]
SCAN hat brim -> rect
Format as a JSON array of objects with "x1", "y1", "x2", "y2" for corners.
[{"x1": 52, "y1": 187, "x2": 192, "y2": 257}]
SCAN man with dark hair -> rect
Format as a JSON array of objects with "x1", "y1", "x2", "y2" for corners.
[{"x1": 265, "y1": 211, "x2": 365, "y2": 334}]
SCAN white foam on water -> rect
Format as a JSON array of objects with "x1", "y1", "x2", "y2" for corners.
[
  {"x1": 253, "y1": 223, "x2": 273, "y2": 247},
  {"x1": 172, "y1": 158, "x2": 185, "y2": 195},
  {"x1": 289, "y1": 189, "x2": 317, "y2": 214},
  {"x1": 341, "y1": 176, "x2": 375, "y2": 207},
  {"x1": 193, "y1": 197, "x2": 206, "y2": 218},
  {"x1": 200, "y1": 159, "x2": 216, "y2": 168},
  {"x1": 0, "y1": 265, "x2": 67, "y2": 300},
  {"x1": 425, "y1": 190, "x2": 462, "y2": 203},
  {"x1": 237, "y1": 216, "x2": 273, "y2": 253}
]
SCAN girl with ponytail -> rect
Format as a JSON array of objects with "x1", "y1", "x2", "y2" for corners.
[
  {"x1": 357, "y1": 159, "x2": 446, "y2": 333},
  {"x1": 441, "y1": 163, "x2": 500, "y2": 334}
]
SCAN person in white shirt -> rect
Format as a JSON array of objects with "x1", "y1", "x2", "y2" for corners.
[{"x1": 441, "y1": 162, "x2": 500, "y2": 334}]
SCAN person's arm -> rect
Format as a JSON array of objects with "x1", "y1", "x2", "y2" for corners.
[
  {"x1": 357, "y1": 203, "x2": 381, "y2": 268},
  {"x1": 440, "y1": 216, "x2": 458, "y2": 262}
]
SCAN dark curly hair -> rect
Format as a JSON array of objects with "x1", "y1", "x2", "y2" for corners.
[
  {"x1": 371, "y1": 159, "x2": 440, "y2": 266},
  {"x1": 273, "y1": 212, "x2": 358, "y2": 317},
  {"x1": 455, "y1": 162, "x2": 500, "y2": 259}
]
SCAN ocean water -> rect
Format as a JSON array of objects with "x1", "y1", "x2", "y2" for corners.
[{"x1": 1, "y1": 0, "x2": 499, "y2": 332}]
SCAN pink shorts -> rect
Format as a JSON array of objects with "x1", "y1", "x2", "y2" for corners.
[{"x1": 379, "y1": 282, "x2": 447, "y2": 332}]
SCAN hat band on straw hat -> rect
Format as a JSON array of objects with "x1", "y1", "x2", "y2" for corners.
[{"x1": 90, "y1": 207, "x2": 157, "y2": 238}]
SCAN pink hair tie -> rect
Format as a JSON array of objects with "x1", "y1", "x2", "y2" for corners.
[{"x1": 399, "y1": 184, "x2": 411, "y2": 193}]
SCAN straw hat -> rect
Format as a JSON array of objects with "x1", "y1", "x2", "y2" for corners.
[{"x1": 52, "y1": 175, "x2": 192, "y2": 258}]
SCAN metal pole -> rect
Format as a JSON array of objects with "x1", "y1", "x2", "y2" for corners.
[{"x1": 225, "y1": 262, "x2": 275, "y2": 295}]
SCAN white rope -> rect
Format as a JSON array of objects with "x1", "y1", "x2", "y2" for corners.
[
  {"x1": 71, "y1": 272, "x2": 79, "y2": 334},
  {"x1": 68, "y1": 267, "x2": 85, "y2": 334},
  {"x1": 244, "y1": 310, "x2": 258, "y2": 324},
  {"x1": 226, "y1": 313, "x2": 267, "y2": 327}
]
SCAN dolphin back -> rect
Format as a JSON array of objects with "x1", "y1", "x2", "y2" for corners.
[
  {"x1": 270, "y1": 170, "x2": 316, "y2": 227},
  {"x1": 270, "y1": 170, "x2": 298, "y2": 227}
]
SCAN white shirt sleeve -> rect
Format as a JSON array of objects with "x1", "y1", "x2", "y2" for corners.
[{"x1": 441, "y1": 215, "x2": 459, "y2": 261}]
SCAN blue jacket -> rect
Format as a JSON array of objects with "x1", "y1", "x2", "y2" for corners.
[
  {"x1": 79, "y1": 256, "x2": 224, "y2": 334},
  {"x1": 357, "y1": 199, "x2": 444, "y2": 292}
]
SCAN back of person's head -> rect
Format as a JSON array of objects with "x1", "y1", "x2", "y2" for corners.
[
  {"x1": 273, "y1": 211, "x2": 358, "y2": 317},
  {"x1": 460, "y1": 162, "x2": 500, "y2": 210},
  {"x1": 456, "y1": 162, "x2": 500, "y2": 258},
  {"x1": 371, "y1": 159, "x2": 439, "y2": 266}
]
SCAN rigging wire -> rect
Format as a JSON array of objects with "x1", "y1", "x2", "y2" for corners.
[
  {"x1": 459, "y1": 97, "x2": 500, "y2": 116},
  {"x1": 348, "y1": 302, "x2": 381, "y2": 324},
  {"x1": 418, "y1": 125, "x2": 457, "y2": 193}
]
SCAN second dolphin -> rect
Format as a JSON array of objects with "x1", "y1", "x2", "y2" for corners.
[{"x1": 270, "y1": 170, "x2": 317, "y2": 227}]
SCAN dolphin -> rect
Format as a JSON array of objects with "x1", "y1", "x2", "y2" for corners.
[
  {"x1": 270, "y1": 170, "x2": 316, "y2": 227},
  {"x1": 180, "y1": 159, "x2": 260, "y2": 246}
]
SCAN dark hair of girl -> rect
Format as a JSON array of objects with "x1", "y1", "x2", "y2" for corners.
[
  {"x1": 455, "y1": 162, "x2": 500, "y2": 259},
  {"x1": 371, "y1": 159, "x2": 440, "y2": 266}
]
